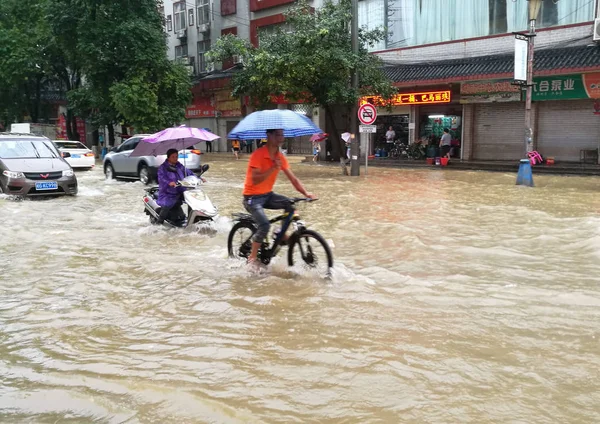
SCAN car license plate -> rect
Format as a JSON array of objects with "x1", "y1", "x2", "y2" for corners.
[
  {"x1": 71, "y1": 154, "x2": 81, "y2": 158},
  {"x1": 35, "y1": 181, "x2": 58, "y2": 190},
  {"x1": 179, "y1": 154, "x2": 188, "y2": 159}
]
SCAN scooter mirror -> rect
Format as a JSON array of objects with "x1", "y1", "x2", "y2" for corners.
[{"x1": 201, "y1": 164, "x2": 209, "y2": 174}]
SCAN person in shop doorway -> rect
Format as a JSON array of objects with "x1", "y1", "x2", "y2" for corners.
[
  {"x1": 246, "y1": 139, "x2": 253, "y2": 153},
  {"x1": 205, "y1": 139, "x2": 213, "y2": 153},
  {"x1": 439, "y1": 128, "x2": 452, "y2": 159},
  {"x1": 231, "y1": 139, "x2": 241, "y2": 159},
  {"x1": 385, "y1": 126, "x2": 396, "y2": 144}
]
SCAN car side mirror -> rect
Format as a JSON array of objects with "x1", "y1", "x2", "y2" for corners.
[
  {"x1": 62, "y1": 152, "x2": 71, "y2": 158},
  {"x1": 111, "y1": 147, "x2": 117, "y2": 152}
]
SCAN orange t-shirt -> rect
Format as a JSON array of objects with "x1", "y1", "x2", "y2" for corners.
[
  {"x1": 232, "y1": 140, "x2": 240, "y2": 149},
  {"x1": 243, "y1": 146, "x2": 289, "y2": 196}
]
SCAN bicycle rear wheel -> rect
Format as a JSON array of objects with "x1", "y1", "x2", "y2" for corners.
[
  {"x1": 228, "y1": 221, "x2": 256, "y2": 259},
  {"x1": 287, "y1": 229, "x2": 333, "y2": 277}
]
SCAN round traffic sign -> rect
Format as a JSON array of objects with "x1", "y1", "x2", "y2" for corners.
[{"x1": 358, "y1": 103, "x2": 377, "y2": 125}]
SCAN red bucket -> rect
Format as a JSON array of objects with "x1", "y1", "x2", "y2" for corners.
[
  {"x1": 440, "y1": 157, "x2": 449, "y2": 166},
  {"x1": 426, "y1": 158, "x2": 435, "y2": 165}
]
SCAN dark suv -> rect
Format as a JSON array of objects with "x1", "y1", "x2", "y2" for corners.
[{"x1": 0, "y1": 133, "x2": 78, "y2": 196}]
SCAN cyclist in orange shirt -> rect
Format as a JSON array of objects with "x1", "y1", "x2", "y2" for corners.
[{"x1": 243, "y1": 128, "x2": 317, "y2": 266}]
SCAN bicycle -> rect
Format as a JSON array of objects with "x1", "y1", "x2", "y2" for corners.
[{"x1": 227, "y1": 198, "x2": 334, "y2": 277}]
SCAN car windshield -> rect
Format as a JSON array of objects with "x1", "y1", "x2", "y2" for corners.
[
  {"x1": 56, "y1": 141, "x2": 86, "y2": 149},
  {"x1": 0, "y1": 139, "x2": 60, "y2": 159}
]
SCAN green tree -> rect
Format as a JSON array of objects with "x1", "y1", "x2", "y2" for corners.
[
  {"x1": 73, "y1": 0, "x2": 191, "y2": 140},
  {"x1": 0, "y1": 0, "x2": 54, "y2": 126},
  {"x1": 207, "y1": 0, "x2": 396, "y2": 161},
  {"x1": 110, "y1": 62, "x2": 191, "y2": 133}
]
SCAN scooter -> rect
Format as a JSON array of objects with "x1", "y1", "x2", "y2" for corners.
[{"x1": 142, "y1": 164, "x2": 218, "y2": 228}]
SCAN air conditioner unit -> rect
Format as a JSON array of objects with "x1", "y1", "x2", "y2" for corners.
[
  {"x1": 206, "y1": 63, "x2": 215, "y2": 72},
  {"x1": 198, "y1": 22, "x2": 210, "y2": 33},
  {"x1": 232, "y1": 55, "x2": 244, "y2": 65},
  {"x1": 176, "y1": 29, "x2": 187, "y2": 39},
  {"x1": 594, "y1": 18, "x2": 600, "y2": 42}
]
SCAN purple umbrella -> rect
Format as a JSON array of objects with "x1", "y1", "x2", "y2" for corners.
[{"x1": 131, "y1": 125, "x2": 220, "y2": 157}]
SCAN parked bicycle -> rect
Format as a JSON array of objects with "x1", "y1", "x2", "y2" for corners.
[{"x1": 228, "y1": 198, "x2": 334, "y2": 277}]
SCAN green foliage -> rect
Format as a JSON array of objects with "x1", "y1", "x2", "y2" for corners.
[
  {"x1": 207, "y1": 0, "x2": 395, "y2": 159},
  {"x1": 0, "y1": 0, "x2": 192, "y2": 134},
  {"x1": 111, "y1": 62, "x2": 191, "y2": 132}
]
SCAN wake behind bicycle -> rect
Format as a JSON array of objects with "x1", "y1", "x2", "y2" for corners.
[{"x1": 227, "y1": 198, "x2": 333, "y2": 276}]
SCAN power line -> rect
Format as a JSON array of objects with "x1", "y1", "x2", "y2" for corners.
[{"x1": 555, "y1": 0, "x2": 595, "y2": 25}]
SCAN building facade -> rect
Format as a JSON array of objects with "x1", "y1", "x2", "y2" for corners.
[{"x1": 360, "y1": 0, "x2": 600, "y2": 163}]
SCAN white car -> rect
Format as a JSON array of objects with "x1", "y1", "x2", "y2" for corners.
[
  {"x1": 53, "y1": 140, "x2": 96, "y2": 169},
  {"x1": 103, "y1": 135, "x2": 203, "y2": 184}
]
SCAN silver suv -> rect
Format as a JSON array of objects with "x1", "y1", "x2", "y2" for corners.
[
  {"x1": 102, "y1": 135, "x2": 203, "y2": 185},
  {"x1": 0, "y1": 133, "x2": 78, "y2": 196}
]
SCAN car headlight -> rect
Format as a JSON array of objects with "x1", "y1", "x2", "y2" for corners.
[
  {"x1": 2, "y1": 170, "x2": 25, "y2": 179},
  {"x1": 62, "y1": 169, "x2": 74, "y2": 177}
]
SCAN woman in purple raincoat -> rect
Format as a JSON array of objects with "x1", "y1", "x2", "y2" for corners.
[{"x1": 156, "y1": 148, "x2": 194, "y2": 224}]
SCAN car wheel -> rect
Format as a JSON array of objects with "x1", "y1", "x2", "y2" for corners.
[
  {"x1": 105, "y1": 162, "x2": 115, "y2": 180},
  {"x1": 139, "y1": 164, "x2": 151, "y2": 185}
]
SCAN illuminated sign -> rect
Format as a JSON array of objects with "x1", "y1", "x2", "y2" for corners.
[{"x1": 361, "y1": 91, "x2": 451, "y2": 106}]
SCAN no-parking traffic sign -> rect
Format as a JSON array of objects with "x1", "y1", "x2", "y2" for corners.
[{"x1": 358, "y1": 103, "x2": 377, "y2": 125}]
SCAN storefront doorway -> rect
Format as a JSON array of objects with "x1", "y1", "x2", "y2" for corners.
[
  {"x1": 419, "y1": 105, "x2": 463, "y2": 158},
  {"x1": 374, "y1": 114, "x2": 409, "y2": 153}
]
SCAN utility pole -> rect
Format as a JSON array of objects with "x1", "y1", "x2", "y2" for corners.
[
  {"x1": 516, "y1": 0, "x2": 542, "y2": 187},
  {"x1": 524, "y1": 0, "x2": 542, "y2": 156},
  {"x1": 350, "y1": 0, "x2": 360, "y2": 176}
]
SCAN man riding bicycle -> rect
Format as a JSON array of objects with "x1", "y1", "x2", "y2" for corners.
[{"x1": 242, "y1": 128, "x2": 317, "y2": 267}]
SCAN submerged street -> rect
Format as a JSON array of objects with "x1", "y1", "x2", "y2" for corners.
[{"x1": 1, "y1": 158, "x2": 600, "y2": 423}]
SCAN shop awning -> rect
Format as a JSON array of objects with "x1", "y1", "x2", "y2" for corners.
[{"x1": 383, "y1": 45, "x2": 600, "y2": 87}]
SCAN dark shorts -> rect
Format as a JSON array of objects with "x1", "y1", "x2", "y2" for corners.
[
  {"x1": 243, "y1": 192, "x2": 294, "y2": 242},
  {"x1": 441, "y1": 145, "x2": 451, "y2": 156},
  {"x1": 233, "y1": 147, "x2": 240, "y2": 152}
]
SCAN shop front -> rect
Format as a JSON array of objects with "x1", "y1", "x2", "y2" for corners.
[
  {"x1": 461, "y1": 73, "x2": 600, "y2": 162},
  {"x1": 362, "y1": 87, "x2": 461, "y2": 159},
  {"x1": 533, "y1": 73, "x2": 600, "y2": 163}
]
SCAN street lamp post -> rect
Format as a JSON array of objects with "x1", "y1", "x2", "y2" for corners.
[
  {"x1": 517, "y1": 0, "x2": 542, "y2": 187},
  {"x1": 524, "y1": 0, "x2": 542, "y2": 156}
]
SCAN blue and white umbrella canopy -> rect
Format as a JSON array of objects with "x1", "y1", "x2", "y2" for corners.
[{"x1": 228, "y1": 109, "x2": 323, "y2": 140}]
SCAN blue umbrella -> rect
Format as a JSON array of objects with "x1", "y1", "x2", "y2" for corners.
[{"x1": 228, "y1": 109, "x2": 323, "y2": 140}]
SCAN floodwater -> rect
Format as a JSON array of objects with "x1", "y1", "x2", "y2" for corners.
[{"x1": 1, "y1": 156, "x2": 600, "y2": 423}]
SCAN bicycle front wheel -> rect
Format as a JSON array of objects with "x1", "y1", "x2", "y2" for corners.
[
  {"x1": 228, "y1": 221, "x2": 256, "y2": 259},
  {"x1": 287, "y1": 229, "x2": 333, "y2": 276}
]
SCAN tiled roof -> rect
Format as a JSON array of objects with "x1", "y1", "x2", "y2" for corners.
[{"x1": 383, "y1": 45, "x2": 600, "y2": 86}]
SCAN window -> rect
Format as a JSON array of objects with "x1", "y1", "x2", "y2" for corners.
[
  {"x1": 174, "y1": 1, "x2": 186, "y2": 32},
  {"x1": 258, "y1": 23, "x2": 290, "y2": 46},
  {"x1": 175, "y1": 44, "x2": 188, "y2": 59},
  {"x1": 198, "y1": 39, "x2": 211, "y2": 73},
  {"x1": 120, "y1": 138, "x2": 138, "y2": 152},
  {"x1": 360, "y1": 0, "x2": 596, "y2": 51},
  {"x1": 166, "y1": 15, "x2": 173, "y2": 32},
  {"x1": 188, "y1": 9, "x2": 195, "y2": 27},
  {"x1": 197, "y1": 0, "x2": 210, "y2": 26},
  {"x1": 221, "y1": 0, "x2": 236, "y2": 16}
]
